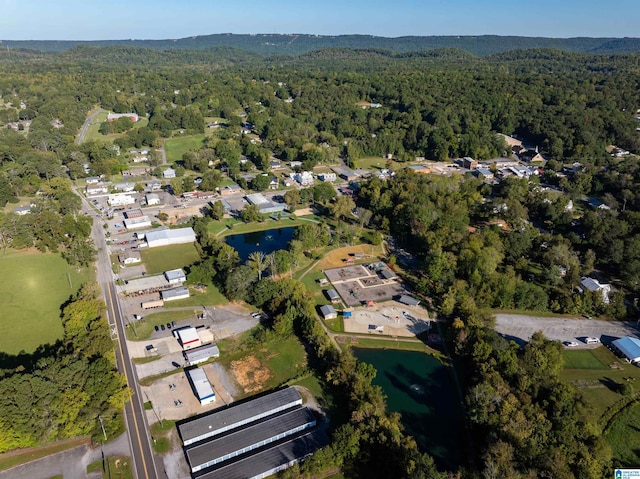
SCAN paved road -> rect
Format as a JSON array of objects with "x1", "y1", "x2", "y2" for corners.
[
  {"x1": 495, "y1": 314, "x2": 640, "y2": 346},
  {"x1": 76, "y1": 108, "x2": 104, "y2": 145}
]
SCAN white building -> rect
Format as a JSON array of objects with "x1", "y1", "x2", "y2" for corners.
[
  {"x1": 317, "y1": 173, "x2": 337, "y2": 182},
  {"x1": 145, "y1": 227, "x2": 196, "y2": 248},
  {"x1": 86, "y1": 184, "x2": 109, "y2": 196},
  {"x1": 165, "y1": 268, "x2": 187, "y2": 285},
  {"x1": 118, "y1": 250, "x2": 142, "y2": 265},
  {"x1": 108, "y1": 194, "x2": 136, "y2": 207},
  {"x1": 580, "y1": 277, "x2": 611, "y2": 304},
  {"x1": 114, "y1": 182, "x2": 135, "y2": 192},
  {"x1": 163, "y1": 168, "x2": 176, "y2": 179},
  {"x1": 177, "y1": 327, "x2": 203, "y2": 350},
  {"x1": 145, "y1": 193, "x2": 161, "y2": 206},
  {"x1": 293, "y1": 171, "x2": 314, "y2": 186},
  {"x1": 161, "y1": 286, "x2": 190, "y2": 302},
  {"x1": 184, "y1": 344, "x2": 220, "y2": 366},
  {"x1": 124, "y1": 216, "x2": 152, "y2": 230},
  {"x1": 186, "y1": 368, "x2": 216, "y2": 405}
]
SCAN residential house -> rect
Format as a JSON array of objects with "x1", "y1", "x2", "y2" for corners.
[
  {"x1": 145, "y1": 193, "x2": 161, "y2": 206},
  {"x1": 86, "y1": 184, "x2": 109, "y2": 196},
  {"x1": 163, "y1": 168, "x2": 176, "y2": 179},
  {"x1": 318, "y1": 173, "x2": 337, "y2": 182},
  {"x1": 118, "y1": 250, "x2": 142, "y2": 265},
  {"x1": 293, "y1": 171, "x2": 314, "y2": 186},
  {"x1": 580, "y1": 277, "x2": 611, "y2": 304}
]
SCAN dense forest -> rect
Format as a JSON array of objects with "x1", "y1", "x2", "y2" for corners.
[{"x1": 1, "y1": 43, "x2": 640, "y2": 476}]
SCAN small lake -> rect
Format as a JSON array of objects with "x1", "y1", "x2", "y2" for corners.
[
  {"x1": 225, "y1": 227, "x2": 296, "y2": 262},
  {"x1": 353, "y1": 348, "x2": 463, "y2": 470}
]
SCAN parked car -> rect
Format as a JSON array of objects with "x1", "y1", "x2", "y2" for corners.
[
  {"x1": 166, "y1": 322, "x2": 172, "y2": 329},
  {"x1": 160, "y1": 324, "x2": 165, "y2": 331},
  {"x1": 154, "y1": 325, "x2": 159, "y2": 332},
  {"x1": 171, "y1": 321, "x2": 177, "y2": 327},
  {"x1": 251, "y1": 312, "x2": 261, "y2": 319},
  {"x1": 585, "y1": 337, "x2": 600, "y2": 344},
  {"x1": 563, "y1": 341, "x2": 579, "y2": 347}
]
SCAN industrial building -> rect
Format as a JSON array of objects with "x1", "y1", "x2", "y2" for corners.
[
  {"x1": 145, "y1": 227, "x2": 196, "y2": 248},
  {"x1": 612, "y1": 337, "x2": 640, "y2": 364},
  {"x1": 186, "y1": 407, "x2": 316, "y2": 472},
  {"x1": 177, "y1": 327, "x2": 202, "y2": 350},
  {"x1": 161, "y1": 286, "x2": 190, "y2": 302},
  {"x1": 184, "y1": 344, "x2": 220, "y2": 366},
  {"x1": 124, "y1": 216, "x2": 152, "y2": 230},
  {"x1": 164, "y1": 268, "x2": 187, "y2": 285},
  {"x1": 178, "y1": 387, "x2": 303, "y2": 446},
  {"x1": 194, "y1": 430, "x2": 328, "y2": 479},
  {"x1": 245, "y1": 193, "x2": 286, "y2": 214},
  {"x1": 186, "y1": 368, "x2": 216, "y2": 406}
]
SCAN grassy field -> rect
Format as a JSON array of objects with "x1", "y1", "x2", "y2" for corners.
[
  {"x1": 339, "y1": 335, "x2": 435, "y2": 353},
  {"x1": 164, "y1": 135, "x2": 206, "y2": 163},
  {"x1": 356, "y1": 156, "x2": 402, "y2": 170},
  {"x1": 139, "y1": 243, "x2": 200, "y2": 274},
  {"x1": 561, "y1": 347, "x2": 640, "y2": 418},
  {"x1": 162, "y1": 282, "x2": 228, "y2": 308},
  {"x1": 604, "y1": 402, "x2": 640, "y2": 468},
  {"x1": 87, "y1": 455, "x2": 133, "y2": 479},
  {"x1": 208, "y1": 215, "x2": 323, "y2": 237},
  {"x1": 84, "y1": 110, "x2": 149, "y2": 143},
  {"x1": 0, "y1": 250, "x2": 92, "y2": 354}
]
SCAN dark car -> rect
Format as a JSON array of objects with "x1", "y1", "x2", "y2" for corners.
[
  {"x1": 171, "y1": 321, "x2": 177, "y2": 327},
  {"x1": 154, "y1": 325, "x2": 159, "y2": 332},
  {"x1": 160, "y1": 324, "x2": 165, "y2": 331},
  {"x1": 166, "y1": 322, "x2": 172, "y2": 329},
  {"x1": 171, "y1": 361, "x2": 181, "y2": 368}
]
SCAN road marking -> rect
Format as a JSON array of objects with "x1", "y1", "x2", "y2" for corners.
[{"x1": 106, "y1": 282, "x2": 150, "y2": 478}]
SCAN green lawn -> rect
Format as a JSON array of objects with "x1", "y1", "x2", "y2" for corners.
[
  {"x1": 561, "y1": 347, "x2": 640, "y2": 418},
  {"x1": 342, "y1": 336, "x2": 435, "y2": 353},
  {"x1": 605, "y1": 402, "x2": 640, "y2": 468},
  {"x1": 84, "y1": 110, "x2": 149, "y2": 143},
  {"x1": 0, "y1": 250, "x2": 92, "y2": 354},
  {"x1": 139, "y1": 243, "x2": 200, "y2": 274},
  {"x1": 162, "y1": 282, "x2": 228, "y2": 308},
  {"x1": 164, "y1": 135, "x2": 206, "y2": 163},
  {"x1": 209, "y1": 215, "x2": 321, "y2": 238},
  {"x1": 87, "y1": 455, "x2": 133, "y2": 479},
  {"x1": 356, "y1": 156, "x2": 402, "y2": 170}
]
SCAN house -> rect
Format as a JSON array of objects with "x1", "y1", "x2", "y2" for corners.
[
  {"x1": 612, "y1": 337, "x2": 640, "y2": 363},
  {"x1": 85, "y1": 176, "x2": 101, "y2": 184},
  {"x1": 318, "y1": 173, "x2": 337, "y2": 182},
  {"x1": 319, "y1": 305, "x2": 337, "y2": 320},
  {"x1": 269, "y1": 160, "x2": 282, "y2": 169},
  {"x1": 325, "y1": 289, "x2": 340, "y2": 304},
  {"x1": 293, "y1": 171, "x2": 314, "y2": 186},
  {"x1": 86, "y1": 184, "x2": 109, "y2": 196},
  {"x1": 13, "y1": 205, "x2": 32, "y2": 215},
  {"x1": 289, "y1": 161, "x2": 302, "y2": 168},
  {"x1": 580, "y1": 277, "x2": 611, "y2": 304},
  {"x1": 165, "y1": 268, "x2": 187, "y2": 285},
  {"x1": 519, "y1": 148, "x2": 545, "y2": 163},
  {"x1": 114, "y1": 182, "x2": 135, "y2": 192},
  {"x1": 145, "y1": 193, "x2": 161, "y2": 206},
  {"x1": 268, "y1": 176, "x2": 279, "y2": 189},
  {"x1": 585, "y1": 197, "x2": 611, "y2": 210},
  {"x1": 163, "y1": 168, "x2": 176, "y2": 179},
  {"x1": 462, "y1": 157, "x2": 478, "y2": 170},
  {"x1": 147, "y1": 180, "x2": 163, "y2": 191},
  {"x1": 118, "y1": 250, "x2": 142, "y2": 265},
  {"x1": 107, "y1": 112, "x2": 139, "y2": 122}
]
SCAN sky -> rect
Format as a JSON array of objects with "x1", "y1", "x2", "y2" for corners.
[{"x1": 1, "y1": 0, "x2": 639, "y2": 41}]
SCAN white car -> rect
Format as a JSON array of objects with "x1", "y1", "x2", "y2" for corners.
[
  {"x1": 563, "y1": 341, "x2": 579, "y2": 347},
  {"x1": 585, "y1": 337, "x2": 601, "y2": 344}
]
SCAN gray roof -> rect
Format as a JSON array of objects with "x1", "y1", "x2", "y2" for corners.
[
  {"x1": 398, "y1": 295, "x2": 420, "y2": 306},
  {"x1": 161, "y1": 286, "x2": 189, "y2": 300},
  {"x1": 381, "y1": 269, "x2": 397, "y2": 279},
  {"x1": 186, "y1": 407, "x2": 315, "y2": 471},
  {"x1": 165, "y1": 269, "x2": 186, "y2": 281},
  {"x1": 185, "y1": 344, "x2": 220, "y2": 364},
  {"x1": 319, "y1": 305, "x2": 337, "y2": 317},
  {"x1": 178, "y1": 387, "x2": 302, "y2": 445},
  {"x1": 581, "y1": 277, "x2": 605, "y2": 292},
  {"x1": 326, "y1": 289, "x2": 339, "y2": 300},
  {"x1": 145, "y1": 227, "x2": 196, "y2": 244},
  {"x1": 612, "y1": 337, "x2": 640, "y2": 362},
  {"x1": 195, "y1": 430, "x2": 329, "y2": 479}
]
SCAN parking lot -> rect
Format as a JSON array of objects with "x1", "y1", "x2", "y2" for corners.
[{"x1": 495, "y1": 314, "x2": 640, "y2": 347}]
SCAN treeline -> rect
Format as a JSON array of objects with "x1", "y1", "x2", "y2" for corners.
[
  {"x1": 187, "y1": 217, "x2": 445, "y2": 477},
  {"x1": 0, "y1": 283, "x2": 129, "y2": 452}
]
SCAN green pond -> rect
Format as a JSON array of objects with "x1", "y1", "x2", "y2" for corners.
[{"x1": 353, "y1": 348, "x2": 463, "y2": 470}]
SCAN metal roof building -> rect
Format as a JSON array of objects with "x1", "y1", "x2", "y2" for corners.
[
  {"x1": 145, "y1": 227, "x2": 196, "y2": 248},
  {"x1": 187, "y1": 407, "x2": 316, "y2": 472},
  {"x1": 398, "y1": 295, "x2": 420, "y2": 306},
  {"x1": 177, "y1": 327, "x2": 202, "y2": 350},
  {"x1": 124, "y1": 216, "x2": 152, "y2": 230},
  {"x1": 194, "y1": 430, "x2": 329, "y2": 479},
  {"x1": 612, "y1": 337, "x2": 640, "y2": 363},
  {"x1": 164, "y1": 268, "x2": 187, "y2": 285},
  {"x1": 184, "y1": 344, "x2": 220, "y2": 366},
  {"x1": 178, "y1": 387, "x2": 302, "y2": 446},
  {"x1": 319, "y1": 305, "x2": 337, "y2": 319},
  {"x1": 187, "y1": 368, "x2": 216, "y2": 406},
  {"x1": 161, "y1": 286, "x2": 190, "y2": 302},
  {"x1": 325, "y1": 289, "x2": 340, "y2": 303}
]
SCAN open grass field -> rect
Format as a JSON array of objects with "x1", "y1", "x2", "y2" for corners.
[
  {"x1": 139, "y1": 243, "x2": 199, "y2": 274},
  {"x1": 87, "y1": 455, "x2": 133, "y2": 479},
  {"x1": 561, "y1": 347, "x2": 640, "y2": 418},
  {"x1": 84, "y1": 111, "x2": 149, "y2": 143},
  {"x1": 164, "y1": 282, "x2": 228, "y2": 308},
  {"x1": 0, "y1": 250, "x2": 92, "y2": 354},
  {"x1": 164, "y1": 135, "x2": 206, "y2": 163},
  {"x1": 356, "y1": 156, "x2": 401, "y2": 170},
  {"x1": 125, "y1": 310, "x2": 198, "y2": 341},
  {"x1": 604, "y1": 402, "x2": 640, "y2": 468},
  {"x1": 208, "y1": 215, "x2": 323, "y2": 237}
]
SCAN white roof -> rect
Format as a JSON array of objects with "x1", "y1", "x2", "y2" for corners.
[
  {"x1": 613, "y1": 337, "x2": 640, "y2": 362},
  {"x1": 165, "y1": 269, "x2": 186, "y2": 281},
  {"x1": 178, "y1": 327, "x2": 200, "y2": 345},
  {"x1": 145, "y1": 227, "x2": 195, "y2": 243},
  {"x1": 246, "y1": 193, "x2": 270, "y2": 205},
  {"x1": 185, "y1": 344, "x2": 220, "y2": 363},
  {"x1": 187, "y1": 368, "x2": 215, "y2": 401}
]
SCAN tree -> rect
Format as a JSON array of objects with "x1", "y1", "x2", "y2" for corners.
[
  {"x1": 209, "y1": 201, "x2": 225, "y2": 220},
  {"x1": 251, "y1": 174, "x2": 270, "y2": 191},
  {"x1": 247, "y1": 251, "x2": 268, "y2": 281},
  {"x1": 241, "y1": 204, "x2": 261, "y2": 223},
  {"x1": 330, "y1": 195, "x2": 356, "y2": 221}
]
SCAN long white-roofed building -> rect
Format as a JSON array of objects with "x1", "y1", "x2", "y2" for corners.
[{"x1": 145, "y1": 227, "x2": 196, "y2": 248}]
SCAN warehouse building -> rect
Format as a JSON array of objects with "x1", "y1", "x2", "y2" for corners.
[
  {"x1": 160, "y1": 286, "x2": 190, "y2": 302},
  {"x1": 177, "y1": 327, "x2": 202, "y2": 350},
  {"x1": 145, "y1": 227, "x2": 196, "y2": 248},
  {"x1": 164, "y1": 268, "x2": 187, "y2": 285},
  {"x1": 195, "y1": 430, "x2": 329, "y2": 479},
  {"x1": 186, "y1": 368, "x2": 216, "y2": 406},
  {"x1": 612, "y1": 337, "x2": 640, "y2": 364},
  {"x1": 124, "y1": 216, "x2": 152, "y2": 230},
  {"x1": 186, "y1": 407, "x2": 316, "y2": 472},
  {"x1": 245, "y1": 193, "x2": 286, "y2": 214},
  {"x1": 184, "y1": 344, "x2": 220, "y2": 366},
  {"x1": 178, "y1": 387, "x2": 302, "y2": 446}
]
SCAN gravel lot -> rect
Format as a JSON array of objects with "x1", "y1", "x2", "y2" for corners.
[{"x1": 495, "y1": 314, "x2": 640, "y2": 347}]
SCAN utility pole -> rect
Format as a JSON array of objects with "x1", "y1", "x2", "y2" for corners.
[{"x1": 98, "y1": 415, "x2": 107, "y2": 441}]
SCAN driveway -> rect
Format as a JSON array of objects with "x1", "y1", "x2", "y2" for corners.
[{"x1": 495, "y1": 314, "x2": 640, "y2": 346}]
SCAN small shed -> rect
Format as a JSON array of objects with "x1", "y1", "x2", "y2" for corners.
[
  {"x1": 398, "y1": 295, "x2": 420, "y2": 306},
  {"x1": 325, "y1": 289, "x2": 340, "y2": 303},
  {"x1": 118, "y1": 250, "x2": 142, "y2": 265},
  {"x1": 612, "y1": 337, "x2": 640, "y2": 363},
  {"x1": 320, "y1": 305, "x2": 337, "y2": 320},
  {"x1": 164, "y1": 268, "x2": 187, "y2": 285}
]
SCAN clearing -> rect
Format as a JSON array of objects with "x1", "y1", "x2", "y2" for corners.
[
  {"x1": 139, "y1": 243, "x2": 199, "y2": 275},
  {"x1": 164, "y1": 135, "x2": 206, "y2": 164},
  {"x1": 0, "y1": 250, "x2": 91, "y2": 354}
]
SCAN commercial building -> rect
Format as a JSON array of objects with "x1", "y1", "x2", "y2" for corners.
[
  {"x1": 318, "y1": 172, "x2": 337, "y2": 182},
  {"x1": 145, "y1": 227, "x2": 196, "y2": 248},
  {"x1": 124, "y1": 216, "x2": 152, "y2": 230},
  {"x1": 177, "y1": 327, "x2": 202, "y2": 350},
  {"x1": 178, "y1": 387, "x2": 302, "y2": 446},
  {"x1": 196, "y1": 430, "x2": 328, "y2": 479},
  {"x1": 184, "y1": 344, "x2": 220, "y2": 366},
  {"x1": 161, "y1": 286, "x2": 190, "y2": 302},
  {"x1": 186, "y1": 368, "x2": 216, "y2": 406},
  {"x1": 186, "y1": 407, "x2": 316, "y2": 473},
  {"x1": 107, "y1": 112, "x2": 139, "y2": 122},
  {"x1": 245, "y1": 193, "x2": 286, "y2": 214},
  {"x1": 612, "y1": 337, "x2": 640, "y2": 364},
  {"x1": 145, "y1": 193, "x2": 161, "y2": 205},
  {"x1": 118, "y1": 250, "x2": 141, "y2": 265},
  {"x1": 108, "y1": 193, "x2": 136, "y2": 207}
]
